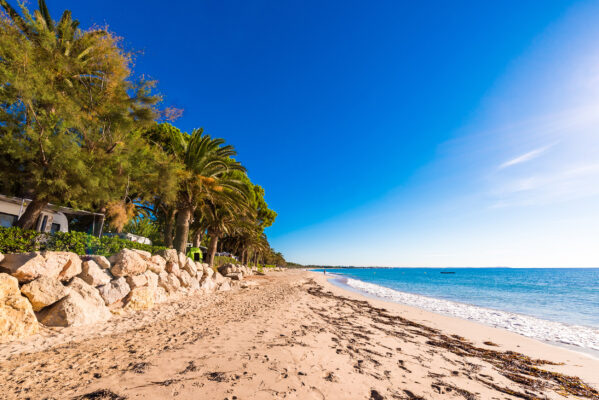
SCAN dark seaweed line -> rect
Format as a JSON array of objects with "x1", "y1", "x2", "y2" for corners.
[{"x1": 306, "y1": 282, "x2": 599, "y2": 400}]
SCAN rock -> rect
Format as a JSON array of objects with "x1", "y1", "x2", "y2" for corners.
[
  {"x1": 157, "y1": 249, "x2": 178, "y2": 264},
  {"x1": 218, "y1": 280, "x2": 231, "y2": 291},
  {"x1": 182, "y1": 258, "x2": 197, "y2": 277},
  {"x1": 0, "y1": 273, "x2": 39, "y2": 342},
  {"x1": 131, "y1": 249, "x2": 151, "y2": 261},
  {"x1": 1, "y1": 251, "x2": 82, "y2": 283},
  {"x1": 90, "y1": 255, "x2": 111, "y2": 269},
  {"x1": 147, "y1": 255, "x2": 166, "y2": 274},
  {"x1": 124, "y1": 286, "x2": 155, "y2": 311},
  {"x1": 43, "y1": 251, "x2": 82, "y2": 281},
  {"x1": 110, "y1": 249, "x2": 147, "y2": 277},
  {"x1": 194, "y1": 262, "x2": 204, "y2": 281},
  {"x1": 20, "y1": 276, "x2": 69, "y2": 311},
  {"x1": 0, "y1": 252, "x2": 48, "y2": 282},
  {"x1": 67, "y1": 278, "x2": 106, "y2": 307},
  {"x1": 213, "y1": 272, "x2": 226, "y2": 284},
  {"x1": 0, "y1": 273, "x2": 18, "y2": 299},
  {"x1": 178, "y1": 270, "x2": 192, "y2": 287},
  {"x1": 203, "y1": 264, "x2": 214, "y2": 279},
  {"x1": 38, "y1": 278, "x2": 110, "y2": 327},
  {"x1": 144, "y1": 271, "x2": 158, "y2": 289},
  {"x1": 126, "y1": 274, "x2": 148, "y2": 289},
  {"x1": 0, "y1": 253, "x2": 3, "y2": 264},
  {"x1": 154, "y1": 286, "x2": 168, "y2": 303},
  {"x1": 158, "y1": 272, "x2": 180, "y2": 293},
  {"x1": 79, "y1": 260, "x2": 112, "y2": 287},
  {"x1": 178, "y1": 252, "x2": 187, "y2": 268},
  {"x1": 226, "y1": 273, "x2": 243, "y2": 281},
  {"x1": 240, "y1": 281, "x2": 258, "y2": 289},
  {"x1": 188, "y1": 276, "x2": 200, "y2": 292},
  {"x1": 199, "y1": 276, "x2": 217, "y2": 292},
  {"x1": 217, "y1": 264, "x2": 233, "y2": 276},
  {"x1": 165, "y1": 262, "x2": 180, "y2": 277},
  {"x1": 97, "y1": 277, "x2": 130, "y2": 306}
]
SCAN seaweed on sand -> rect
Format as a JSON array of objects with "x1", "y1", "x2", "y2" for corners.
[
  {"x1": 306, "y1": 282, "x2": 599, "y2": 400},
  {"x1": 73, "y1": 389, "x2": 126, "y2": 400}
]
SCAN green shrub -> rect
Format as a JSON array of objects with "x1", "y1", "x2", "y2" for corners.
[
  {"x1": 0, "y1": 227, "x2": 40, "y2": 253},
  {"x1": 214, "y1": 255, "x2": 238, "y2": 267},
  {"x1": 0, "y1": 226, "x2": 165, "y2": 256}
]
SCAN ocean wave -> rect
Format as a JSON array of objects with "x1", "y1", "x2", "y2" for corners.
[{"x1": 344, "y1": 277, "x2": 599, "y2": 351}]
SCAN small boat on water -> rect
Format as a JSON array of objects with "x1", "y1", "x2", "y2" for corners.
[{"x1": 440, "y1": 271, "x2": 456, "y2": 274}]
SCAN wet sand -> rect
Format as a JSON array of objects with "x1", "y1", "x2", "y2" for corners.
[{"x1": 0, "y1": 270, "x2": 597, "y2": 399}]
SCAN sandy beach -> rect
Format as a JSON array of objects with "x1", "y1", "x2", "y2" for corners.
[{"x1": 1, "y1": 270, "x2": 598, "y2": 400}]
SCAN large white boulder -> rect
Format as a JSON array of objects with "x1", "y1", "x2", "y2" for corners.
[
  {"x1": 158, "y1": 272, "x2": 180, "y2": 294},
  {"x1": 131, "y1": 249, "x2": 151, "y2": 261},
  {"x1": 90, "y1": 255, "x2": 111, "y2": 269},
  {"x1": 177, "y1": 252, "x2": 187, "y2": 269},
  {"x1": 199, "y1": 276, "x2": 217, "y2": 293},
  {"x1": 0, "y1": 251, "x2": 81, "y2": 282},
  {"x1": 147, "y1": 255, "x2": 166, "y2": 274},
  {"x1": 126, "y1": 274, "x2": 148, "y2": 290},
  {"x1": 79, "y1": 260, "x2": 112, "y2": 287},
  {"x1": 97, "y1": 277, "x2": 131, "y2": 306},
  {"x1": 188, "y1": 276, "x2": 200, "y2": 292},
  {"x1": 226, "y1": 273, "x2": 243, "y2": 281},
  {"x1": 203, "y1": 264, "x2": 214, "y2": 279},
  {"x1": 218, "y1": 280, "x2": 231, "y2": 292},
  {"x1": 217, "y1": 264, "x2": 234, "y2": 276},
  {"x1": 166, "y1": 261, "x2": 180, "y2": 277},
  {"x1": 182, "y1": 258, "x2": 197, "y2": 277},
  {"x1": 157, "y1": 249, "x2": 178, "y2": 264},
  {"x1": 110, "y1": 249, "x2": 147, "y2": 277},
  {"x1": 37, "y1": 278, "x2": 111, "y2": 327},
  {"x1": 124, "y1": 286, "x2": 155, "y2": 311},
  {"x1": 20, "y1": 276, "x2": 69, "y2": 311},
  {"x1": 0, "y1": 273, "x2": 39, "y2": 342},
  {"x1": 144, "y1": 270, "x2": 158, "y2": 289},
  {"x1": 42, "y1": 251, "x2": 82, "y2": 281},
  {"x1": 178, "y1": 270, "x2": 192, "y2": 288}
]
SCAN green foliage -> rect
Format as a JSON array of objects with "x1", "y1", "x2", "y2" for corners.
[
  {"x1": 213, "y1": 255, "x2": 238, "y2": 267},
  {"x1": 0, "y1": 1, "x2": 162, "y2": 229},
  {"x1": 0, "y1": 3, "x2": 285, "y2": 265},
  {"x1": 122, "y1": 216, "x2": 163, "y2": 246},
  {"x1": 0, "y1": 226, "x2": 164, "y2": 256},
  {"x1": 0, "y1": 226, "x2": 40, "y2": 253}
]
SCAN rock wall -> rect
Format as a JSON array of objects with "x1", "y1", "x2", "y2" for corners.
[{"x1": 0, "y1": 249, "x2": 259, "y2": 342}]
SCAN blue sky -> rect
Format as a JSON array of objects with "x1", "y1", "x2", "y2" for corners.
[{"x1": 49, "y1": 1, "x2": 599, "y2": 267}]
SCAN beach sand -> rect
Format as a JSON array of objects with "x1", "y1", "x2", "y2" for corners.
[{"x1": 0, "y1": 270, "x2": 597, "y2": 399}]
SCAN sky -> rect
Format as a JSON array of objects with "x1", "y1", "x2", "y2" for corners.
[{"x1": 47, "y1": 0, "x2": 599, "y2": 267}]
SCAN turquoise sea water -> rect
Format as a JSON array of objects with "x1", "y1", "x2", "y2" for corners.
[{"x1": 313, "y1": 268, "x2": 599, "y2": 351}]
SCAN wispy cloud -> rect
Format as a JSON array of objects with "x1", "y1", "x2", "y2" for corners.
[{"x1": 498, "y1": 143, "x2": 555, "y2": 169}]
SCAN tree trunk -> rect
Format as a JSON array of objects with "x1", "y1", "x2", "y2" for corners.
[
  {"x1": 192, "y1": 228, "x2": 203, "y2": 248},
  {"x1": 207, "y1": 232, "x2": 219, "y2": 268},
  {"x1": 15, "y1": 197, "x2": 47, "y2": 230},
  {"x1": 173, "y1": 207, "x2": 192, "y2": 254},
  {"x1": 163, "y1": 208, "x2": 176, "y2": 248}
]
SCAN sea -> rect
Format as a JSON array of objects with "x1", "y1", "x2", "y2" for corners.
[{"x1": 313, "y1": 267, "x2": 599, "y2": 354}]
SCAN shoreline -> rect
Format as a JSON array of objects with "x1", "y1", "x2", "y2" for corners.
[
  {"x1": 1, "y1": 270, "x2": 598, "y2": 399},
  {"x1": 321, "y1": 271, "x2": 599, "y2": 359},
  {"x1": 308, "y1": 270, "x2": 599, "y2": 389}
]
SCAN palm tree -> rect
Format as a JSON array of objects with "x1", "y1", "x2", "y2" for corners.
[
  {"x1": 172, "y1": 129, "x2": 247, "y2": 254},
  {"x1": 200, "y1": 187, "x2": 252, "y2": 267}
]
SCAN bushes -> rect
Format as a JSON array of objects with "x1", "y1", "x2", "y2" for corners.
[
  {"x1": 213, "y1": 255, "x2": 239, "y2": 267},
  {"x1": 0, "y1": 227, "x2": 165, "y2": 256}
]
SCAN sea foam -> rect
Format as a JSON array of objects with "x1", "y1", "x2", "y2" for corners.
[{"x1": 344, "y1": 277, "x2": 599, "y2": 352}]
